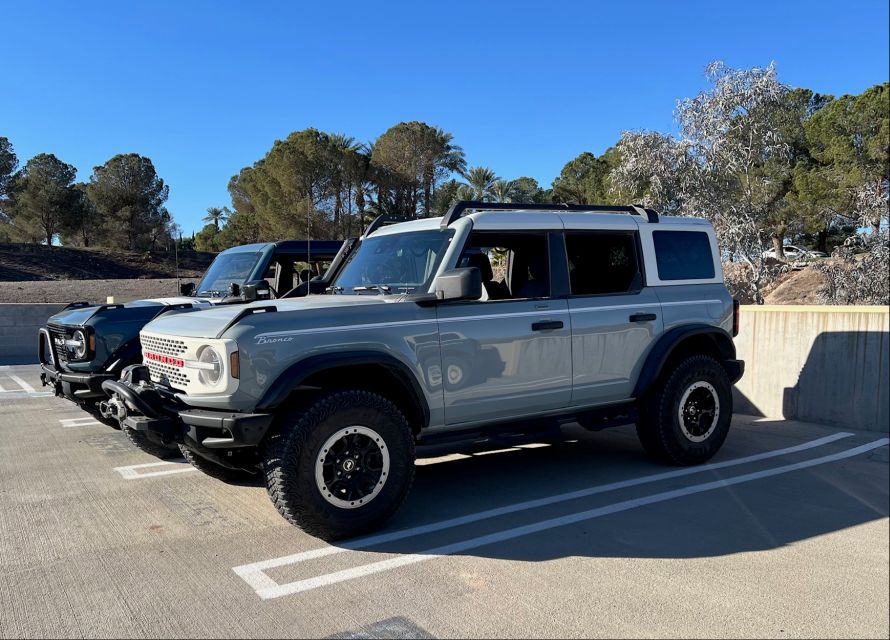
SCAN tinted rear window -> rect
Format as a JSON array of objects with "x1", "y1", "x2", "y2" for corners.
[{"x1": 653, "y1": 231, "x2": 715, "y2": 280}]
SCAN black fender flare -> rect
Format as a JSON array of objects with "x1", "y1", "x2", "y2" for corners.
[
  {"x1": 633, "y1": 324, "x2": 738, "y2": 398},
  {"x1": 257, "y1": 351, "x2": 430, "y2": 428},
  {"x1": 104, "y1": 339, "x2": 143, "y2": 373}
]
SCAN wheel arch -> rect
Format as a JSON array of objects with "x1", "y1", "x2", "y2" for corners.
[
  {"x1": 633, "y1": 324, "x2": 738, "y2": 398},
  {"x1": 257, "y1": 351, "x2": 430, "y2": 434}
]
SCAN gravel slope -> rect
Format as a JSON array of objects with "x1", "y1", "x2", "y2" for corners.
[{"x1": 0, "y1": 278, "x2": 198, "y2": 303}]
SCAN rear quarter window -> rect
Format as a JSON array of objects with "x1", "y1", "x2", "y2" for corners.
[{"x1": 653, "y1": 230, "x2": 715, "y2": 280}]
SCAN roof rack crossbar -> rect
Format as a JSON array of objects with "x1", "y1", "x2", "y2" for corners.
[
  {"x1": 440, "y1": 200, "x2": 659, "y2": 228},
  {"x1": 363, "y1": 215, "x2": 409, "y2": 238}
]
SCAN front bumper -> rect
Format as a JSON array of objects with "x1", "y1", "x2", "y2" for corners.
[
  {"x1": 101, "y1": 368, "x2": 273, "y2": 451},
  {"x1": 40, "y1": 363, "x2": 115, "y2": 401}
]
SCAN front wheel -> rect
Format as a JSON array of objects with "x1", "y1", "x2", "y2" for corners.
[
  {"x1": 262, "y1": 389, "x2": 415, "y2": 541},
  {"x1": 636, "y1": 355, "x2": 733, "y2": 465}
]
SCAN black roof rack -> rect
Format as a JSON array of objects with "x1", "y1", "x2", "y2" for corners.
[
  {"x1": 440, "y1": 200, "x2": 659, "y2": 228},
  {"x1": 363, "y1": 214, "x2": 409, "y2": 238},
  {"x1": 272, "y1": 240, "x2": 344, "y2": 257}
]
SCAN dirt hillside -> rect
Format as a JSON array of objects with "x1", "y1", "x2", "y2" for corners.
[{"x1": 0, "y1": 244, "x2": 214, "y2": 282}]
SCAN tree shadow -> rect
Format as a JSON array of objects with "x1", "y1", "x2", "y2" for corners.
[{"x1": 783, "y1": 330, "x2": 889, "y2": 432}]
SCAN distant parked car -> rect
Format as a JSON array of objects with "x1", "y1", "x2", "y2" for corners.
[{"x1": 761, "y1": 245, "x2": 827, "y2": 263}]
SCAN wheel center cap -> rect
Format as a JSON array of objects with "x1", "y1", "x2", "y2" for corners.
[{"x1": 341, "y1": 459, "x2": 356, "y2": 472}]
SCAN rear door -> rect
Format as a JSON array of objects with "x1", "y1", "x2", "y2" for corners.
[{"x1": 563, "y1": 226, "x2": 664, "y2": 406}]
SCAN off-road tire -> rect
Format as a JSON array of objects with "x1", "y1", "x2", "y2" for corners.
[
  {"x1": 636, "y1": 355, "x2": 732, "y2": 465},
  {"x1": 180, "y1": 446, "x2": 258, "y2": 482},
  {"x1": 262, "y1": 389, "x2": 415, "y2": 541},
  {"x1": 122, "y1": 426, "x2": 181, "y2": 459}
]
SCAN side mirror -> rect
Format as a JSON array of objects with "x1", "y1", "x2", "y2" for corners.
[
  {"x1": 242, "y1": 280, "x2": 272, "y2": 302},
  {"x1": 179, "y1": 282, "x2": 195, "y2": 296},
  {"x1": 434, "y1": 267, "x2": 482, "y2": 302}
]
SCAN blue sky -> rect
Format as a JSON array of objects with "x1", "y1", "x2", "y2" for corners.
[{"x1": 3, "y1": 0, "x2": 888, "y2": 235}]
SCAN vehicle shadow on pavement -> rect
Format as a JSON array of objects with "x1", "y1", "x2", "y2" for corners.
[{"x1": 360, "y1": 425, "x2": 889, "y2": 562}]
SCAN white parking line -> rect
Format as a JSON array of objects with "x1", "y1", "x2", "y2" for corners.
[
  {"x1": 8, "y1": 375, "x2": 36, "y2": 393},
  {"x1": 113, "y1": 460, "x2": 198, "y2": 480},
  {"x1": 0, "y1": 374, "x2": 52, "y2": 398},
  {"x1": 233, "y1": 431, "x2": 859, "y2": 599},
  {"x1": 240, "y1": 437, "x2": 889, "y2": 599},
  {"x1": 59, "y1": 417, "x2": 102, "y2": 428}
]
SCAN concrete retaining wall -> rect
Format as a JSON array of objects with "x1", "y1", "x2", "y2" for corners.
[
  {"x1": 0, "y1": 303, "x2": 66, "y2": 363},
  {"x1": 2, "y1": 302, "x2": 888, "y2": 431},
  {"x1": 733, "y1": 305, "x2": 889, "y2": 433}
]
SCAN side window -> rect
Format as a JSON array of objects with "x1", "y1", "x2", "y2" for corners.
[
  {"x1": 653, "y1": 231, "x2": 715, "y2": 280},
  {"x1": 565, "y1": 232, "x2": 641, "y2": 295},
  {"x1": 458, "y1": 232, "x2": 551, "y2": 300}
]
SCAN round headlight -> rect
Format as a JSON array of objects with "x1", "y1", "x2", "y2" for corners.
[
  {"x1": 70, "y1": 330, "x2": 87, "y2": 360},
  {"x1": 196, "y1": 346, "x2": 223, "y2": 385}
]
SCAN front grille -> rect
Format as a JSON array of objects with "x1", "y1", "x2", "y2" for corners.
[
  {"x1": 142, "y1": 333, "x2": 190, "y2": 390},
  {"x1": 141, "y1": 334, "x2": 187, "y2": 357},
  {"x1": 146, "y1": 360, "x2": 191, "y2": 389},
  {"x1": 47, "y1": 325, "x2": 70, "y2": 364}
]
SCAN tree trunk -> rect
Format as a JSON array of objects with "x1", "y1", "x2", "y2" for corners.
[
  {"x1": 771, "y1": 234, "x2": 785, "y2": 261},
  {"x1": 816, "y1": 227, "x2": 829, "y2": 254}
]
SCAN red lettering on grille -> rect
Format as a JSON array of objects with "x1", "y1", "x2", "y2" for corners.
[{"x1": 144, "y1": 351, "x2": 184, "y2": 368}]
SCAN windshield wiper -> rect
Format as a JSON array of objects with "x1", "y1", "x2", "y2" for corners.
[
  {"x1": 198, "y1": 290, "x2": 222, "y2": 297},
  {"x1": 326, "y1": 286, "x2": 344, "y2": 294},
  {"x1": 352, "y1": 284, "x2": 392, "y2": 294}
]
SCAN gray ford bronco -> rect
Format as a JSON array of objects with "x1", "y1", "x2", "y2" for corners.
[
  {"x1": 103, "y1": 201, "x2": 744, "y2": 540},
  {"x1": 39, "y1": 239, "x2": 344, "y2": 457}
]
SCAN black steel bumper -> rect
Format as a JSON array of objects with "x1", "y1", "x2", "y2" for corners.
[
  {"x1": 102, "y1": 375, "x2": 273, "y2": 450},
  {"x1": 40, "y1": 363, "x2": 115, "y2": 401}
]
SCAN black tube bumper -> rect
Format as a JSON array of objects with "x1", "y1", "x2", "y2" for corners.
[
  {"x1": 102, "y1": 375, "x2": 273, "y2": 450},
  {"x1": 40, "y1": 363, "x2": 115, "y2": 400}
]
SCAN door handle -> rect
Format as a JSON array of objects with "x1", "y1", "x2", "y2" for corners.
[
  {"x1": 532, "y1": 320, "x2": 564, "y2": 331},
  {"x1": 629, "y1": 313, "x2": 657, "y2": 322}
]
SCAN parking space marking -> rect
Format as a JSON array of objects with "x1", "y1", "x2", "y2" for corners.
[
  {"x1": 113, "y1": 460, "x2": 198, "y2": 480},
  {"x1": 60, "y1": 417, "x2": 102, "y2": 428},
  {"x1": 233, "y1": 431, "x2": 856, "y2": 597},
  {"x1": 0, "y1": 373, "x2": 52, "y2": 398},
  {"x1": 238, "y1": 437, "x2": 889, "y2": 600}
]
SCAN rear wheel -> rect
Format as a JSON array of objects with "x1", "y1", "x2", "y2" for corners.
[
  {"x1": 636, "y1": 355, "x2": 732, "y2": 465},
  {"x1": 122, "y1": 426, "x2": 181, "y2": 459},
  {"x1": 262, "y1": 389, "x2": 415, "y2": 541},
  {"x1": 179, "y1": 446, "x2": 258, "y2": 482}
]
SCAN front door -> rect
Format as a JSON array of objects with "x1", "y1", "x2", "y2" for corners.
[{"x1": 436, "y1": 230, "x2": 572, "y2": 426}]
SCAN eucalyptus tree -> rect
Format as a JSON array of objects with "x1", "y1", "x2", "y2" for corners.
[{"x1": 612, "y1": 62, "x2": 793, "y2": 303}]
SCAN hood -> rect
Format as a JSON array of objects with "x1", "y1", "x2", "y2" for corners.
[
  {"x1": 143, "y1": 294, "x2": 392, "y2": 339},
  {"x1": 47, "y1": 297, "x2": 213, "y2": 328}
]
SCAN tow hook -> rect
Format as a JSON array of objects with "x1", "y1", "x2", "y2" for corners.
[{"x1": 99, "y1": 396, "x2": 127, "y2": 421}]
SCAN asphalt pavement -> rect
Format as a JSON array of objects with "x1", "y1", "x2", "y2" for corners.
[{"x1": 0, "y1": 363, "x2": 887, "y2": 639}]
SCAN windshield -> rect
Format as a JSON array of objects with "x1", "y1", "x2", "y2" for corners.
[
  {"x1": 195, "y1": 251, "x2": 263, "y2": 297},
  {"x1": 332, "y1": 229, "x2": 454, "y2": 294}
]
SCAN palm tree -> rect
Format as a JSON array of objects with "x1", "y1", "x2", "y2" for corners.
[
  {"x1": 203, "y1": 206, "x2": 229, "y2": 231},
  {"x1": 462, "y1": 166, "x2": 500, "y2": 201},
  {"x1": 490, "y1": 179, "x2": 516, "y2": 203}
]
